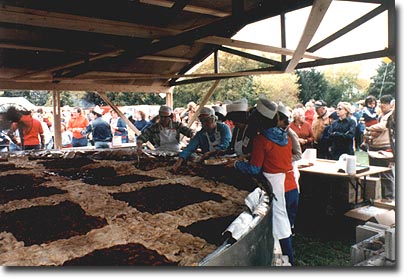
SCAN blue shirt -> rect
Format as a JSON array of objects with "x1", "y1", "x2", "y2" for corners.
[{"x1": 179, "y1": 122, "x2": 232, "y2": 160}]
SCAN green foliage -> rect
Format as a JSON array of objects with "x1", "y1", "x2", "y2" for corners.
[
  {"x1": 2, "y1": 90, "x2": 49, "y2": 106},
  {"x1": 81, "y1": 91, "x2": 166, "y2": 108},
  {"x1": 173, "y1": 51, "x2": 301, "y2": 107},
  {"x1": 367, "y1": 61, "x2": 396, "y2": 99},
  {"x1": 253, "y1": 73, "x2": 300, "y2": 107},
  {"x1": 295, "y1": 69, "x2": 328, "y2": 104}
]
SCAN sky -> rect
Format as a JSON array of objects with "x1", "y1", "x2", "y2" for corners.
[{"x1": 232, "y1": 1, "x2": 389, "y2": 79}]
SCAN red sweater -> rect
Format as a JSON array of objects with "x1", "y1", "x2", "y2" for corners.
[
  {"x1": 250, "y1": 134, "x2": 297, "y2": 192},
  {"x1": 12, "y1": 115, "x2": 44, "y2": 146}
]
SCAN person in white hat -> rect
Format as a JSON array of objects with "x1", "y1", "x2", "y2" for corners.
[
  {"x1": 172, "y1": 106, "x2": 232, "y2": 172},
  {"x1": 233, "y1": 98, "x2": 297, "y2": 265},
  {"x1": 240, "y1": 96, "x2": 278, "y2": 154},
  {"x1": 81, "y1": 105, "x2": 112, "y2": 149},
  {"x1": 224, "y1": 99, "x2": 249, "y2": 156},
  {"x1": 137, "y1": 105, "x2": 194, "y2": 153}
]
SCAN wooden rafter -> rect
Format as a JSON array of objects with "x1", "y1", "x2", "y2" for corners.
[
  {"x1": 285, "y1": 0, "x2": 332, "y2": 73},
  {"x1": 0, "y1": 81, "x2": 171, "y2": 92},
  {"x1": 198, "y1": 36, "x2": 323, "y2": 60},
  {"x1": 0, "y1": 5, "x2": 179, "y2": 39},
  {"x1": 140, "y1": 0, "x2": 230, "y2": 17},
  {"x1": 156, "y1": 0, "x2": 191, "y2": 27},
  {"x1": 55, "y1": 1, "x2": 313, "y2": 79},
  {"x1": 307, "y1": 3, "x2": 387, "y2": 53},
  {"x1": 12, "y1": 69, "x2": 284, "y2": 82}
]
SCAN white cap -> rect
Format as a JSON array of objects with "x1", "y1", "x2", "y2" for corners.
[
  {"x1": 159, "y1": 105, "x2": 173, "y2": 116},
  {"x1": 93, "y1": 105, "x2": 104, "y2": 115},
  {"x1": 256, "y1": 98, "x2": 277, "y2": 119},
  {"x1": 226, "y1": 98, "x2": 248, "y2": 113},
  {"x1": 212, "y1": 105, "x2": 226, "y2": 116},
  {"x1": 277, "y1": 102, "x2": 291, "y2": 118},
  {"x1": 199, "y1": 107, "x2": 215, "y2": 118}
]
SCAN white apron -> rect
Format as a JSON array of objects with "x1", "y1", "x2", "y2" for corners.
[
  {"x1": 159, "y1": 127, "x2": 180, "y2": 152},
  {"x1": 205, "y1": 127, "x2": 221, "y2": 152},
  {"x1": 234, "y1": 126, "x2": 247, "y2": 155},
  {"x1": 263, "y1": 172, "x2": 292, "y2": 240}
]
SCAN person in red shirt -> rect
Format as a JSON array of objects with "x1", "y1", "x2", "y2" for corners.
[
  {"x1": 67, "y1": 107, "x2": 89, "y2": 147},
  {"x1": 234, "y1": 98, "x2": 297, "y2": 265},
  {"x1": 6, "y1": 107, "x2": 45, "y2": 150},
  {"x1": 289, "y1": 107, "x2": 314, "y2": 152}
]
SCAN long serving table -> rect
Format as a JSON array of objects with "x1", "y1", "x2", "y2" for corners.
[{"x1": 298, "y1": 159, "x2": 391, "y2": 207}]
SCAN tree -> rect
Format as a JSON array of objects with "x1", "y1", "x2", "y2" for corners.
[
  {"x1": 173, "y1": 51, "x2": 268, "y2": 107},
  {"x1": 295, "y1": 69, "x2": 328, "y2": 104},
  {"x1": 367, "y1": 61, "x2": 395, "y2": 99},
  {"x1": 2, "y1": 90, "x2": 49, "y2": 106},
  {"x1": 323, "y1": 64, "x2": 368, "y2": 105},
  {"x1": 253, "y1": 73, "x2": 300, "y2": 107}
]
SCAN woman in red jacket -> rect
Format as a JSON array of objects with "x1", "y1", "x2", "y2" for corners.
[{"x1": 6, "y1": 107, "x2": 45, "y2": 150}]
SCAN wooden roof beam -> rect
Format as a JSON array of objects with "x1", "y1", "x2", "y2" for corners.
[
  {"x1": 47, "y1": 1, "x2": 314, "y2": 79},
  {"x1": 285, "y1": 0, "x2": 332, "y2": 73},
  {"x1": 307, "y1": 3, "x2": 387, "y2": 53},
  {"x1": 0, "y1": 5, "x2": 179, "y2": 38},
  {"x1": 0, "y1": 81, "x2": 171, "y2": 92},
  {"x1": 140, "y1": 0, "x2": 230, "y2": 17},
  {"x1": 198, "y1": 36, "x2": 323, "y2": 60}
]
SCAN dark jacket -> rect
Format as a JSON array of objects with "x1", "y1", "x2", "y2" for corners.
[
  {"x1": 328, "y1": 116, "x2": 356, "y2": 160},
  {"x1": 83, "y1": 117, "x2": 112, "y2": 142}
]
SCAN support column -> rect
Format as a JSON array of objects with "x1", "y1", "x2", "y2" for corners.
[
  {"x1": 52, "y1": 90, "x2": 62, "y2": 149},
  {"x1": 166, "y1": 87, "x2": 173, "y2": 107}
]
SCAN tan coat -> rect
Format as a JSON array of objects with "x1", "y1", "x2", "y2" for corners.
[
  {"x1": 312, "y1": 110, "x2": 330, "y2": 143},
  {"x1": 366, "y1": 110, "x2": 393, "y2": 149}
]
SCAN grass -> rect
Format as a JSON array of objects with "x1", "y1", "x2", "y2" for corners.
[
  {"x1": 293, "y1": 234, "x2": 353, "y2": 266},
  {"x1": 292, "y1": 150, "x2": 370, "y2": 267}
]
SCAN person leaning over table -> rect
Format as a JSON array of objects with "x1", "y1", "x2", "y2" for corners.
[
  {"x1": 172, "y1": 107, "x2": 232, "y2": 173},
  {"x1": 202, "y1": 98, "x2": 249, "y2": 159},
  {"x1": 232, "y1": 98, "x2": 297, "y2": 266},
  {"x1": 6, "y1": 106, "x2": 45, "y2": 150},
  {"x1": 81, "y1": 105, "x2": 112, "y2": 149},
  {"x1": 136, "y1": 105, "x2": 194, "y2": 154}
]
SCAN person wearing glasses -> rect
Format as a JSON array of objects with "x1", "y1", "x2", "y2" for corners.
[
  {"x1": 172, "y1": 107, "x2": 232, "y2": 172},
  {"x1": 136, "y1": 105, "x2": 194, "y2": 154},
  {"x1": 328, "y1": 102, "x2": 356, "y2": 160}
]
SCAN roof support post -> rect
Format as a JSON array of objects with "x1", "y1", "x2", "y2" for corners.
[
  {"x1": 187, "y1": 80, "x2": 220, "y2": 128},
  {"x1": 214, "y1": 50, "x2": 220, "y2": 74},
  {"x1": 280, "y1": 13, "x2": 287, "y2": 63},
  {"x1": 166, "y1": 87, "x2": 173, "y2": 107},
  {"x1": 52, "y1": 90, "x2": 62, "y2": 150}
]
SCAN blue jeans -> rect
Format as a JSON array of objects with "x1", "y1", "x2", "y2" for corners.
[
  {"x1": 72, "y1": 137, "x2": 88, "y2": 147},
  {"x1": 285, "y1": 188, "x2": 299, "y2": 228},
  {"x1": 95, "y1": 141, "x2": 110, "y2": 149}
]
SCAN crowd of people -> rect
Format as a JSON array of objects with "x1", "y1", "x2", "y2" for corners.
[{"x1": 3, "y1": 93, "x2": 396, "y2": 265}]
